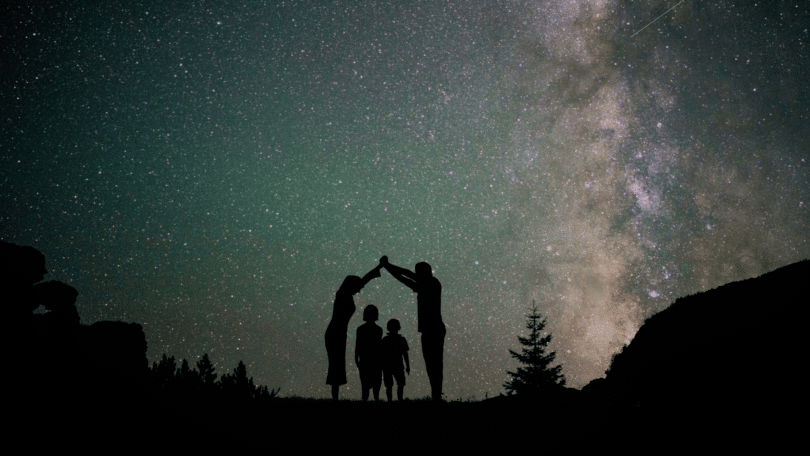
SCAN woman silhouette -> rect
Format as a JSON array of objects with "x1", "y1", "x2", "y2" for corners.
[{"x1": 325, "y1": 263, "x2": 382, "y2": 401}]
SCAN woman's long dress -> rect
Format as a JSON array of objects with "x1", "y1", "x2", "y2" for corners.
[{"x1": 325, "y1": 289, "x2": 355, "y2": 385}]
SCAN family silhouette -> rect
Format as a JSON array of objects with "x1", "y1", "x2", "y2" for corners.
[{"x1": 325, "y1": 255, "x2": 445, "y2": 402}]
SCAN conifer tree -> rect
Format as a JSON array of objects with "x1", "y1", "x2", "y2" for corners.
[
  {"x1": 256, "y1": 384, "x2": 281, "y2": 401},
  {"x1": 178, "y1": 359, "x2": 193, "y2": 380},
  {"x1": 152, "y1": 354, "x2": 177, "y2": 391},
  {"x1": 221, "y1": 360, "x2": 256, "y2": 399},
  {"x1": 504, "y1": 301, "x2": 565, "y2": 396},
  {"x1": 177, "y1": 358, "x2": 200, "y2": 393},
  {"x1": 196, "y1": 353, "x2": 218, "y2": 387}
]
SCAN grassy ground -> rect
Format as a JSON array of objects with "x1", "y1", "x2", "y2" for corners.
[
  {"x1": 29, "y1": 390, "x2": 792, "y2": 451},
  {"x1": 147, "y1": 392, "x2": 603, "y2": 451}
]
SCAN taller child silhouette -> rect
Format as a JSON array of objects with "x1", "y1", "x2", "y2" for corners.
[
  {"x1": 325, "y1": 263, "x2": 382, "y2": 401},
  {"x1": 355, "y1": 304, "x2": 383, "y2": 401},
  {"x1": 380, "y1": 256, "x2": 446, "y2": 401}
]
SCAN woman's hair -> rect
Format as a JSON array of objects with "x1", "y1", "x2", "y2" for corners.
[
  {"x1": 363, "y1": 305, "x2": 379, "y2": 322},
  {"x1": 387, "y1": 318, "x2": 401, "y2": 332},
  {"x1": 340, "y1": 275, "x2": 362, "y2": 294}
]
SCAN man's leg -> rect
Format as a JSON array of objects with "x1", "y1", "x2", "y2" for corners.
[
  {"x1": 421, "y1": 332, "x2": 432, "y2": 398},
  {"x1": 431, "y1": 329, "x2": 445, "y2": 401},
  {"x1": 422, "y1": 328, "x2": 446, "y2": 401}
]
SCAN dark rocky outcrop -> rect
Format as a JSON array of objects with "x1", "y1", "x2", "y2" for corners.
[
  {"x1": 78, "y1": 321, "x2": 150, "y2": 406},
  {"x1": 586, "y1": 259, "x2": 809, "y2": 445},
  {"x1": 3, "y1": 240, "x2": 151, "y2": 435}
]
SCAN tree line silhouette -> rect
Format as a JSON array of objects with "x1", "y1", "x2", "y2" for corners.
[{"x1": 150, "y1": 352, "x2": 279, "y2": 404}]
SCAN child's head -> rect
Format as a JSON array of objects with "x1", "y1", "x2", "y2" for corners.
[
  {"x1": 363, "y1": 305, "x2": 379, "y2": 322},
  {"x1": 386, "y1": 318, "x2": 401, "y2": 333}
]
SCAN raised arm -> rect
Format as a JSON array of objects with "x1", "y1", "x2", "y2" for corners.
[
  {"x1": 380, "y1": 256, "x2": 418, "y2": 290},
  {"x1": 359, "y1": 264, "x2": 383, "y2": 289}
]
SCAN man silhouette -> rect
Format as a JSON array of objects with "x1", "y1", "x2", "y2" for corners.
[{"x1": 380, "y1": 256, "x2": 446, "y2": 401}]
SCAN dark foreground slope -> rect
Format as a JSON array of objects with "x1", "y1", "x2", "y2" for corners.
[
  {"x1": 582, "y1": 259, "x2": 809, "y2": 448},
  {"x1": 151, "y1": 392, "x2": 592, "y2": 452}
]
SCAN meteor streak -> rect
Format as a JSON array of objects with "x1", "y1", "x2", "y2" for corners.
[{"x1": 631, "y1": 0, "x2": 688, "y2": 38}]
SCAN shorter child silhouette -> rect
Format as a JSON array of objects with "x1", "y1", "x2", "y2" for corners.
[
  {"x1": 355, "y1": 305, "x2": 383, "y2": 401},
  {"x1": 381, "y1": 318, "x2": 410, "y2": 402}
]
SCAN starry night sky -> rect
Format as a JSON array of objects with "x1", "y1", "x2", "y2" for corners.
[{"x1": 2, "y1": 0, "x2": 808, "y2": 400}]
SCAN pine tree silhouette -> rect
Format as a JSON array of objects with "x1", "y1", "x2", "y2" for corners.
[
  {"x1": 178, "y1": 358, "x2": 193, "y2": 380},
  {"x1": 504, "y1": 301, "x2": 565, "y2": 396},
  {"x1": 151, "y1": 354, "x2": 177, "y2": 391},
  {"x1": 176, "y1": 358, "x2": 201, "y2": 396},
  {"x1": 220, "y1": 360, "x2": 256, "y2": 399},
  {"x1": 196, "y1": 353, "x2": 218, "y2": 388}
]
